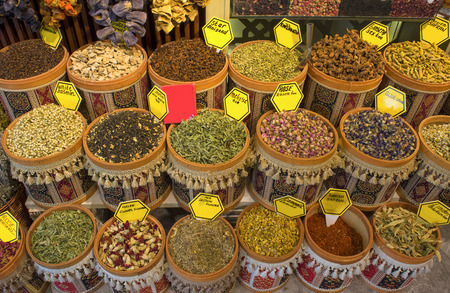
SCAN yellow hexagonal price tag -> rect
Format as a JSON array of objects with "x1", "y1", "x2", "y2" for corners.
[
  {"x1": 375, "y1": 86, "x2": 406, "y2": 118},
  {"x1": 271, "y1": 82, "x2": 304, "y2": 112},
  {"x1": 420, "y1": 17, "x2": 450, "y2": 46},
  {"x1": 274, "y1": 196, "x2": 306, "y2": 219},
  {"x1": 40, "y1": 23, "x2": 62, "y2": 50},
  {"x1": 114, "y1": 199, "x2": 150, "y2": 223},
  {"x1": 223, "y1": 88, "x2": 250, "y2": 122},
  {"x1": 189, "y1": 193, "x2": 224, "y2": 221},
  {"x1": 417, "y1": 200, "x2": 450, "y2": 225},
  {"x1": 360, "y1": 21, "x2": 390, "y2": 51},
  {"x1": 147, "y1": 85, "x2": 169, "y2": 121},
  {"x1": 319, "y1": 188, "x2": 352, "y2": 216},
  {"x1": 53, "y1": 81, "x2": 82, "y2": 111},
  {"x1": 0, "y1": 211, "x2": 19, "y2": 243},
  {"x1": 274, "y1": 18, "x2": 302, "y2": 50},
  {"x1": 202, "y1": 17, "x2": 234, "y2": 50}
]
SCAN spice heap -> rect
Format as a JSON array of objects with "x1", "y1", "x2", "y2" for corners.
[
  {"x1": 87, "y1": 111, "x2": 163, "y2": 163},
  {"x1": 69, "y1": 41, "x2": 143, "y2": 81},
  {"x1": 260, "y1": 110, "x2": 334, "y2": 158},
  {"x1": 231, "y1": 41, "x2": 303, "y2": 82},
  {"x1": 239, "y1": 205, "x2": 300, "y2": 257},
  {"x1": 31, "y1": 210, "x2": 93, "y2": 264},
  {"x1": 0, "y1": 131, "x2": 19, "y2": 206},
  {"x1": 311, "y1": 30, "x2": 385, "y2": 81},
  {"x1": 168, "y1": 216, "x2": 235, "y2": 275},
  {"x1": 338, "y1": 0, "x2": 392, "y2": 16},
  {"x1": 7, "y1": 104, "x2": 83, "y2": 159},
  {"x1": 234, "y1": 0, "x2": 289, "y2": 15},
  {"x1": 374, "y1": 206, "x2": 440, "y2": 257},
  {"x1": 390, "y1": 0, "x2": 441, "y2": 17},
  {"x1": 169, "y1": 109, "x2": 247, "y2": 164},
  {"x1": 289, "y1": 0, "x2": 340, "y2": 16},
  {"x1": 343, "y1": 109, "x2": 416, "y2": 160},
  {"x1": 98, "y1": 219, "x2": 162, "y2": 271},
  {"x1": 422, "y1": 123, "x2": 449, "y2": 161},
  {"x1": 150, "y1": 39, "x2": 225, "y2": 82},
  {"x1": 0, "y1": 239, "x2": 20, "y2": 269},
  {"x1": 385, "y1": 41, "x2": 450, "y2": 83},
  {"x1": 308, "y1": 213, "x2": 363, "y2": 256},
  {"x1": 0, "y1": 39, "x2": 64, "y2": 80}
]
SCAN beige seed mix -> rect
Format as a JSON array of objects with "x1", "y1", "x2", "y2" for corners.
[{"x1": 6, "y1": 104, "x2": 83, "y2": 158}]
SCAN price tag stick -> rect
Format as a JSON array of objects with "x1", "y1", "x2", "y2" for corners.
[{"x1": 319, "y1": 188, "x2": 352, "y2": 227}]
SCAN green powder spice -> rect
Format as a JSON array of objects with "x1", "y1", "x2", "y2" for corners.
[
  {"x1": 6, "y1": 104, "x2": 83, "y2": 158},
  {"x1": 239, "y1": 205, "x2": 300, "y2": 257},
  {"x1": 168, "y1": 216, "x2": 235, "y2": 275},
  {"x1": 169, "y1": 109, "x2": 247, "y2": 164},
  {"x1": 231, "y1": 41, "x2": 303, "y2": 82},
  {"x1": 422, "y1": 123, "x2": 449, "y2": 161},
  {"x1": 31, "y1": 210, "x2": 94, "y2": 264}
]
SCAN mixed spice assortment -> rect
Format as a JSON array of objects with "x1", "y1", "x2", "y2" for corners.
[
  {"x1": 390, "y1": 0, "x2": 441, "y2": 17},
  {"x1": 289, "y1": 0, "x2": 340, "y2": 16},
  {"x1": 308, "y1": 213, "x2": 363, "y2": 256},
  {"x1": 239, "y1": 205, "x2": 300, "y2": 257},
  {"x1": 0, "y1": 39, "x2": 65, "y2": 80},
  {"x1": 233, "y1": 0, "x2": 289, "y2": 15},
  {"x1": 98, "y1": 219, "x2": 162, "y2": 271},
  {"x1": 0, "y1": 238, "x2": 20, "y2": 269},
  {"x1": 231, "y1": 41, "x2": 303, "y2": 82},
  {"x1": 374, "y1": 206, "x2": 440, "y2": 258},
  {"x1": 169, "y1": 109, "x2": 247, "y2": 164},
  {"x1": 86, "y1": 111, "x2": 164, "y2": 163},
  {"x1": 311, "y1": 30, "x2": 385, "y2": 81},
  {"x1": 150, "y1": 38, "x2": 226, "y2": 82},
  {"x1": 385, "y1": 41, "x2": 450, "y2": 83},
  {"x1": 6, "y1": 104, "x2": 83, "y2": 159},
  {"x1": 260, "y1": 110, "x2": 334, "y2": 158},
  {"x1": 343, "y1": 109, "x2": 416, "y2": 160},
  {"x1": 69, "y1": 41, "x2": 144, "y2": 81},
  {"x1": 422, "y1": 123, "x2": 449, "y2": 161},
  {"x1": 31, "y1": 210, "x2": 93, "y2": 264},
  {"x1": 168, "y1": 216, "x2": 235, "y2": 275}
]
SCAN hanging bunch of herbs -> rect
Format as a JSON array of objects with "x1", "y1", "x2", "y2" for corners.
[
  {"x1": 39, "y1": 0, "x2": 82, "y2": 27},
  {"x1": 0, "y1": 0, "x2": 40, "y2": 32},
  {"x1": 89, "y1": 0, "x2": 147, "y2": 47}
]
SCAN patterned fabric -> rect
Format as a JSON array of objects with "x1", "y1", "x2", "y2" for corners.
[
  {"x1": 53, "y1": 270, "x2": 102, "y2": 293},
  {"x1": 400, "y1": 174, "x2": 450, "y2": 206},
  {"x1": 302, "y1": 75, "x2": 377, "y2": 127},
  {"x1": 82, "y1": 74, "x2": 149, "y2": 120},
  {"x1": 0, "y1": 73, "x2": 67, "y2": 121},
  {"x1": 239, "y1": 265, "x2": 290, "y2": 291},
  {"x1": 379, "y1": 75, "x2": 450, "y2": 128}
]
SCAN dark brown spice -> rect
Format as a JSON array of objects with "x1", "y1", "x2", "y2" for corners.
[
  {"x1": 0, "y1": 39, "x2": 64, "y2": 80},
  {"x1": 86, "y1": 111, "x2": 164, "y2": 163},
  {"x1": 149, "y1": 38, "x2": 226, "y2": 82},
  {"x1": 307, "y1": 213, "x2": 363, "y2": 256}
]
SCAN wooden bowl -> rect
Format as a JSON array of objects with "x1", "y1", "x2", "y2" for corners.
[{"x1": 418, "y1": 115, "x2": 450, "y2": 170}]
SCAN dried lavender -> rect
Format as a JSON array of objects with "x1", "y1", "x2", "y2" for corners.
[
  {"x1": 343, "y1": 109, "x2": 416, "y2": 160},
  {"x1": 260, "y1": 110, "x2": 334, "y2": 158},
  {"x1": 422, "y1": 123, "x2": 449, "y2": 161}
]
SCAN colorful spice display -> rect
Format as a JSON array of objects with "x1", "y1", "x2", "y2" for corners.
[
  {"x1": 308, "y1": 213, "x2": 363, "y2": 256},
  {"x1": 343, "y1": 109, "x2": 416, "y2": 160},
  {"x1": 150, "y1": 39, "x2": 225, "y2": 82},
  {"x1": 169, "y1": 109, "x2": 247, "y2": 164},
  {"x1": 231, "y1": 41, "x2": 303, "y2": 82},
  {"x1": 6, "y1": 104, "x2": 83, "y2": 159},
  {"x1": 385, "y1": 41, "x2": 450, "y2": 83},
  {"x1": 98, "y1": 219, "x2": 162, "y2": 271},
  {"x1": 31, "y1": 210, "x2": 93, "y2": 264},
  {"x1": 289, "y1": 0, "x2": 340, "y2": 16},
  {"x1": 0, "y1": 239, "x2": 20, "y2": 269},
  {"x1": 260, "y1": 110, "x2": 334, "y2": 158},
  {"x1": 374, "y1": 206, "x2": 440, "y2": 258},
  {"x1": 168, "y1": 216, "x2": 235, "y2": 275},
  {"x1": 234, "y1": 0, "x2": 289, "y2": 15},
  {"x1": 390, "y1": 0, "x2": 441, "y2": 17},
  {"x1": 311, "y1": 30, "x2": 385, "y2": 81},
  {"x1": 40, "y1": 0, "x2": 82, "y2": 28},
  {"x1": 422, "y1": 123, "x2": 449, "y2": 161},
  {"x1": 69, "y1": 41, "x2": 143, "y2": 81},
  {"x1": 0, "y1": 39, "x2": 64, "y2": 80},
  {"x1": 86, "y1": 111, "x2": 163, "y2": 163},
  {"x1": 239, "y1": 205, "x2": 300, "y2": 257}
]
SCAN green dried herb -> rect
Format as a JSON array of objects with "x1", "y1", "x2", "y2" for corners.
[
  {"x1": 169, "y1": 109, "x2": 247, "y2": 164},
  {"x1": 422, "y1": 123, "x2": 449, "y2": 161},
  {"x1": 31, "y1": 210, "x2": 94, "y2": 264},
  {"x1": 374, "y1": 206, "x2": 441, "y2": 259},
  {"x1": 168, "y1": 216, "x2": 235, "y2": 275},
  {"x1": 231, "y1": 41, "x2": 303, "y2": 82},
  {"x1": 239, "y1": 205, "x2": 300, "y2": 257}
]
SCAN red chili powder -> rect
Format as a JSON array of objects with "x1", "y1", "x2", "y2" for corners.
[{"x1": 307, "y1": 214, "x2": 363, "y2": 256}]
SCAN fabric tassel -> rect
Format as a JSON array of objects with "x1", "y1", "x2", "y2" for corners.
[
  {"x1": 246, "y1": 265, "x2": 254, "y2": 273},
  {"x1": 104, "y1": 179, "x2": 112, "y2": 188},
  {"x1": 131, "y1": 178, "x2": 139, "y2": 188},
  {"x1": 410, "y1": 269, "x2": 417, "y2": 278},
  {"x1": 324, "y1": 168, "x2": 334, "y2": 178},
  {"x1": 354, "y1": 266, "x2": 362, "y2": 275},
  {"x1": 18, "y1": 173, "x2": 25, "y2": 182},
  {"x1": 187, "y1": 180, "x2": 194, "y2": 189},
  {"x1": 295, "y1": 176, "x2": 303, "y2": 185},
  {"x1": 418, "y1": 267, "x2": 426, "y2": 275},
  {"x1": 75, "y1": 270, "x2": 82, "y2": 279},
  {"x1": 241, "y1": 260, "x2": 246, "y2": 267},
  {"x1": 194, "y1": 180, "x2": 201, "y2": 190},
  {"x1": 154, "y1": 169, "x2": 160, "y2": 177},
  {"x1": 98, "y1": 176, "x2": 105, "y2": 185},
  {"x1": 425, "y1": 267, "x2": 431, "y2": 274},
  {"x1": 133, "y1": 282, "x2": 141, "y2": 290},
  {"x1": 345, "y1": 165, "x2": 353, "y2": 173},
  {"x1": 64, "y1": 170, "x2": 72, "y2": 178},
  {"x1": 286, "y1": 266, "x2": 293, "y2": 274},
  {"x1": 265, "y1": 167, "x2": 275, "y2": 177},
  {"x1": 174, "y1": 173, "x2": 181, "y2": 182},
  {"x1": 314, "y1": 265, "x2": 323, "y2": 274},
  {"x1": 139, "y1": 177, "x2": 147, "y2": 186},
  {"x1": 307, "y1": 261, "x2": 315, "y2": 268},
  {"x1": 369, "y1": 175, "x2": 378, "y2": 185},
  {"x1": 352, "y1": 169, "x2": 359, "y2": 178},
  {"x1": 227, "y1": 178, "x2": 233, "y2": 187},
  {"x1": 378, "y1": 261, "x2": 386, "y2": 271},
  {"x1": 385, "y1": 265, "x2": 394, "y2": 275},
  {"x1": 115, "y1": 281, "x2": 123, "y2": 290},
  {"x1": 416, "y1": 168, "x2": 426, "y2": 177},
  {"x1": 277, "y1": 268, "x2": 285, "y2": 277},
  {"x1": 55, "y1": 172, "x2": 65, "y2": 182},
  {"x1": 347, "y1": 269, "x2": 353, "y2": 279},
  {"x1": 253, "y1": 269, "x2": 260, "y2": 277},
  {"x1": 205, "y1": 182, "x2": 212, "y2": 193},
  {"x1": 123, "y1": 179, "x2": 131, "y2": 189},
  {"x1": 360, "y1": 173, "x2": 367, "y2": 181},
  {"x1": 401, "y1": 270, "x2": 410, "y2": 279},
  {"x1": 147, "y1": 173, "x2": 154, "y2": 183},
  {"x1": 331, "y1": 270, "x2": 339, "y2": 279},
  {"x1": 113, "y1": 179, "x2": 120, "y2": 188},
  {"x1": 339, "y1": 270, "x2": 347, "y2": 280},
  {"x1": 291, "y1": 261, "x2": 298, "y2": 269},
  {"x1": 233, "y1": 173, "x2": 240, "y2": 183},
  {"x1": 322, "y1": 268, "x2": 330, "y2": 278},
  {"x1": 83, "y1": 266, "x2": 90, "y2": 275},
  {"x1": 211, "y1": 182, "x2": 219, "y2": 191},
  {"x1": 379, "y1": 176, "x2": 387, "y2": 185},
  {"x1": 50, "y1": 274, "x2": 57, "y2": 282},
  {"x1": 392, "y1": 268, "x2": 401, "y2": 278},
  {"x1": 92, "y1": 173, "x2": 99, "y2": 181},
  {"x1": 35, "y1": 176, "x2": 44, "y2": 185},
  {"x1": 241, "y1": 169, "x2": 248, "y2": 177},
  {"x1": 25, "y1": 176, "x2": 34, "y2": 185},
  {"x1": 260, "y1": 270, "x2": 268, "y2": 278},
  {"x1": 58, "y1": 275, "x2": 65, "y2": 283},
  {"x1": 285, "y1": 175, "x2": 293, "y2": 184},
  {"x1": 260, "y1": 158, "x2": 269, "y2": 169},
  {"x1": 67, "y1": 274, "x2": 75, "y2": 282},
  {"x1": 220, "y1": 180, "x2": 227, "y2": 189},
  {"x1": 268, "y1": 270, "x2": 276, "y2": 279},
  {"x1": 372, "y1": 257, "x2": 379, "y2": 265},
  {"x1": 125, "y1": 282, "x2": 133, "y2": 291}
]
